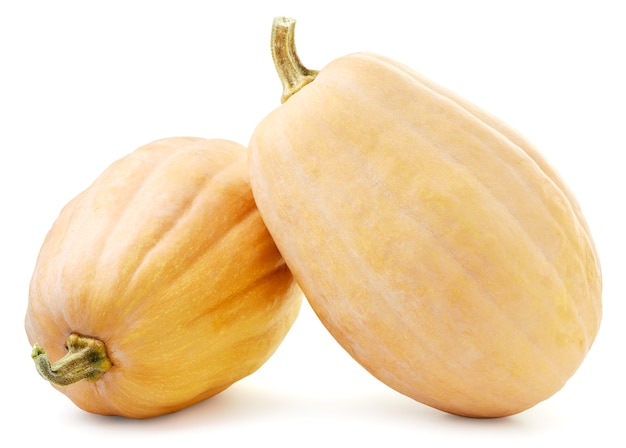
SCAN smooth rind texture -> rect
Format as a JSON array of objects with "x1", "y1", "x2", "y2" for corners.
[
  {"x1": 248, "y1": 53, "x2": 601, "y2": 418},
  {"x1": 25, "y1": 137, "x2": 302, "y2": 418}
]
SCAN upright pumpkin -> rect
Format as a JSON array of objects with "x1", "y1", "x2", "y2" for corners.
[
  {"x1": 248, "y1": 17, "x2": 602, "y2": 418},
  {"x1": 25, "y1": 137, "x2": 302, "y2": 418}
]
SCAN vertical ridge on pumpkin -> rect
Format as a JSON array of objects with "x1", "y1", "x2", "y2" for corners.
[
  {"x1": 119, "y1": 150, "x2": 252, "y2": 315},
  {"x1": 58, "y1": 145, "x2": 187, "y2": 337}
]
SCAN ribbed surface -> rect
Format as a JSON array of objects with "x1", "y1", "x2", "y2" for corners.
[
  {"x1": 26, "y1": 137, "x2": 301, "y2": 418},
  {"x1": 249, "y1": 54, "x2": 601, "y2": 417}
]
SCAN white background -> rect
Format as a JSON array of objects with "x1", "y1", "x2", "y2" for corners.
[{"x1": 1, "y1": 1, "x2": 624, "y2": 446}]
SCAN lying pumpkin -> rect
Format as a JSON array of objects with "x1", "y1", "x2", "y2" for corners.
[
  {"x1": 247, "y1": 17, "x2": 602, "y2": 418},
  {"x1": 25, "y1": 137, "x2": 302, "y2": 418}
]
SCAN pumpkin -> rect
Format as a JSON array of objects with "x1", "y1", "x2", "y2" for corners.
[
  {"x1": 247, "y1": 17, "x2": 602, "y2": 418},
  {"x1": 25, "y1": 137, "x2": 302, "y2": 419}
]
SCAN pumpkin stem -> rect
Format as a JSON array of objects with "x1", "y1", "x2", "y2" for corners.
[
  {"x1": 271, "y1": 16, "x2": 319, "y2": 103},
  {"x1": 31, "y1": 333, "x2": 112, "y2": 386}
]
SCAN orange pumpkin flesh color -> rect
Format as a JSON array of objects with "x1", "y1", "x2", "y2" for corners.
[
  {"x1": 25, "y1": 137, "x2": 302, "y2": 419},
  {"x1": 248, "y1": 17, "x2": 602, "y2": 418}
]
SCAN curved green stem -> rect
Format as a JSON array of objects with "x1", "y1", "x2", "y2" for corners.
[
  {"x1": 32, "y1": 333, "x2": 112, "y2": 386},
  {"x1": 271, "y1": 16, "x2": 319, "y2": 103}
]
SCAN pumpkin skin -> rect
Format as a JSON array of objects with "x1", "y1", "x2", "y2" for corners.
[
  {"x1": 25, "y1": 137, "x2": 302, "y2": 419},
  {"x1": 248, "y1": 19, "x2": 602, "y2": 418}
]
